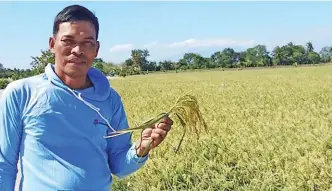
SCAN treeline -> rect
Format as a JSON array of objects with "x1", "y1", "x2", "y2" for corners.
[
  {"x1": 0, "y1": 68, "x2": 35, "y2": 79},
  {"x1": 0, "y1": 66, "x2": 36, "y2": 89},
  {"x1": 118, "y1": 42, "x2": 332, "y2": 76},
  {"x1": 100, "y1": 41, "x2": 332, "y2": 76},
  {"x1": 1, "y1": 41, "x2": 332, "y2": 84}
]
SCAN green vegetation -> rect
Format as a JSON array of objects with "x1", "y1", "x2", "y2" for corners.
[
  {"x1": 0, "y1": 79, "x2": 10, "y2": 89},
  {"x1": 109, "y1": 65, "x2": 332, "y2": 190},
  {"x1": 1, "y1": 41, "x2": 332, "y2": 89}
]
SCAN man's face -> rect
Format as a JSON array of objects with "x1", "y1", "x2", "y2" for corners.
[{"x1": 49, "y1": 21, "x2": 99, "y2": 78}]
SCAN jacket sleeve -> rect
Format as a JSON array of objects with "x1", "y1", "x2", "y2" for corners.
[
  {"x1": 0, "y1": 83, "x2": 23, "y2": 191},
  {"x1": 106, "y1": 94, "x2": 148, "y2": 179}
]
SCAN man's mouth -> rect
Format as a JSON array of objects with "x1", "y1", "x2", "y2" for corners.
[{"x1": 68, "y1": 59, "x2": 86, "y2": 64}]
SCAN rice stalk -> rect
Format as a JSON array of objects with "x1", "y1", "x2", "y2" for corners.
[{"x1": 104, "y1": 94, "x2": 208, "y2": 157}]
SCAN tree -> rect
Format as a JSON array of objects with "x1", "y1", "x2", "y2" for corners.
[
  {"x1": 221, "y1": 48, "x2": 237, "y2": 68},
  {"x1": 92, "y1": 62, "x2": 104, "y2": 73},
  {"x1": 292, "y1": 44, "x2": 306, "y2": 64},
  {"x1": 319, "y1": 46, "x2": 332, "y2": 63},
  {"x1": 307, "y1": 52, "x2": 321, "y2": 64},
  {"x1": 0, "y1": 63, "x2": 3, "y2": 70},
  {"x1": 124, "y1": 58, "x2": 134, "y2": 67},
  {"x1": 94, "y1": 58, "x2": 104, "y2": 63},
  {"x1": 30, "y1": 49, "x2": 55, "y2": 74},
  {"x1": 159, "y1": 60, "x2": 175, "y2": 71},
  {"x1": 102, "y1": 62, "x2": 118, "y2": 76},
  {"x1": 146, "y1": 61, "x2": 158, "y2": 71},
  {"x1": 92, "y1": 57, "x2": 106, "y2": 74},
  {"x1": 272, "y1": 42, "x2": 306, "y2": 65},
  {"x1": 210, "y1": 48, "x2": 237, "y2": 68},
  {"x1": 244, "y1": 45, "x2": 271, "y2": 67},
  {"x1": 306, "y1": 42, "x2": 314, "y2": 53},
  {"x1": 210, "y1": 51, "x2": 225, "y2": 68},
  {"x1": 130, "y1": 49, "x2": 150, "y2": 70},
  {"x1": 122, "y1": 49, "x2": 151, "y2": 75},
  {"x1": 178, "y1": 53, "x2": 208, "y2": 69}
]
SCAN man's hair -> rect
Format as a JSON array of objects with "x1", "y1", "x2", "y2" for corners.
[{"x1": 53, "y1": 5, "x2": 99, "y2": 39}]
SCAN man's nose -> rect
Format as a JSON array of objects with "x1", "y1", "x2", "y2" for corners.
[{"x1": 71, "y1": 44, "x2": 84, "y2": 55}]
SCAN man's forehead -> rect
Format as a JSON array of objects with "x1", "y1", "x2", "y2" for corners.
[{"x1": 57, "y1": 21, "x2": 96, "y2": 38}]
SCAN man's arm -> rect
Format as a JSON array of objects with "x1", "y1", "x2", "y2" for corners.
[
  {"x1": 0, "y1": 83, "x2": 23, "y2": 191},
  {"x1": 106, "y1": 94, "x2": 148, "y2": 179}
]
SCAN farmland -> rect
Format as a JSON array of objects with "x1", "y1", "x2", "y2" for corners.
[
  {"x1": 2, "y1": 65, "x2": 332, "y2": 190},
  {"x1": 108, "y1": 65, "x2": 332, "y2": 190}
]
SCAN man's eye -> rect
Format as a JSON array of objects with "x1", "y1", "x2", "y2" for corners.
[
  {"x1": 84, "y1": 41, "x2": 94, "y2": 46},
  {"x1": 62, "y1": 39, "x2": 74, "y2": 44}
]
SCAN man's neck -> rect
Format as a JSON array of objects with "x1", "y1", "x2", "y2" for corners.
[{"x1": 54, "y1": 67, "x2": 92, "y2": 90}]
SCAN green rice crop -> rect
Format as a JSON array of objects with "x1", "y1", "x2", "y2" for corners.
[{"x1": 109, "y1": 65, "x2": 332, "y2": 191}]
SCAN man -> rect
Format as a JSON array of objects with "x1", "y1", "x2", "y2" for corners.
[{"x1": 0, "y1": 4, "x2": 173, "y2": 191}]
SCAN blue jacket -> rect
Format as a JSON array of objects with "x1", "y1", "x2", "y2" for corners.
[{"x1": 0, "y1": 63, "x2": 148, "y2": 191}]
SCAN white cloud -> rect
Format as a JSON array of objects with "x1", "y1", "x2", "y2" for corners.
[
  {"x1": 142, "y1": 38, "x2": 255, "y2": 50},
  {"x1": 109, "y1": 44, "x2": 134, "y2": 52},
  {"x1": 168, "y1": 38, "x2": 255, "y2": 48},
  {"x1": 106, "y1": 37, "x2": 256, "y2": 63},
  {"x1": 112, "y1": 38, "x2": 254, "y2": 53},
  {"x1": 143, "y1": 41, "x2": 159, "y2": 48},
  {"x1": 140, "y1": 38, "x2": 255, "y2": 61}
]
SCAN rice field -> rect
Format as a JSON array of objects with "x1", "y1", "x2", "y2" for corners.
[
  {"x1": 108, "y1": 65, "x2": 332, "y2": 190},
  {"x1": 3, "y1": 65, "x2": 332, "y2": 190}
]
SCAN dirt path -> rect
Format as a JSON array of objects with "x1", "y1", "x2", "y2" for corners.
[{"x1": 0, "y1": 89, "x2": 21, "y2": 190}]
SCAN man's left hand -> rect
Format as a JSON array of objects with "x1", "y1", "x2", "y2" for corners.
[{"x1": 135, "y1": 116, "x2": 173, "y2": 157}]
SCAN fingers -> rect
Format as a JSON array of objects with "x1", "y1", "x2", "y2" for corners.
[
  {"x1": 161, "y1": 117, "x2": 173, "y2": 126},
  {"x1": 154, "y1": 117, "x2": 173, "y2": 132},
  {"x1": 154, "y1": 123, "x2": 171, "y2": 132},
  {"x1": 150, "y1": 129, "x2": 166, "y2": 148},
  {"x1": 151, "y1": 128, "x2": 168, "y2": 140},
  {"x1": 138, "y1": 117, "x2": 173, "y2": 150}
]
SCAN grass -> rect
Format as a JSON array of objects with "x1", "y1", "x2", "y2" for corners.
[{"x1": 108, "y1": 65, "x2": 332, "y2": 190}]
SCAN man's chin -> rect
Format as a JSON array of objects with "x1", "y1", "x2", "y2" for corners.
[{"x1": 64, "y1": 65, "x2": 89, "y2": 77}]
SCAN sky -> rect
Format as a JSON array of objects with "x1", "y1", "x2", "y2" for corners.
[{"x1": 0, "y1": 1, "x2": 332, "y2": 69}]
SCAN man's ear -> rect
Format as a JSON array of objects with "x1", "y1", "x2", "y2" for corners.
[
  {"x1": 95, "y1": 41, "x2": 100, "y2": 57},
  {"x1": 49, "y1": 37, "x2": 55, "y2": 54}
]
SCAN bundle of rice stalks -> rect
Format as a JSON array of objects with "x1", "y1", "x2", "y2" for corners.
[{"x1": 104, "y1": 94, "x2": 208, "y2": 156}]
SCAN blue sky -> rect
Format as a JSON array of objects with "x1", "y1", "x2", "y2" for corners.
[{"x1": 1, "y1": 1, "x2": 332, "y2": 69}]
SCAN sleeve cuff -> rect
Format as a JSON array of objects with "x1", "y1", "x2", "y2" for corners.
[{"x1": 129, "y1": 144, "x2": 149, "y2": 164}]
